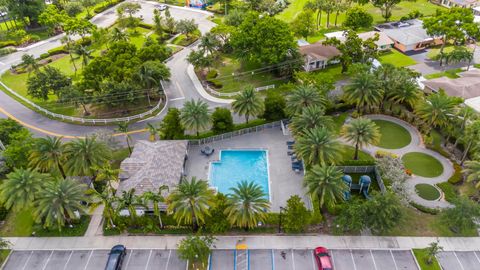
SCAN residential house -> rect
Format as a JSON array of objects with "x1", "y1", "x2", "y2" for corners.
[
  {"x1": 441, "y1": 0, "x2": 478, "y2": 8},
  {"x1": 298, "y1": 43, "x2": 341, "y2": 72},
  {"x1": 375, "y1": 19, "x2": 442, "y2": 53},
  {"x1": 324, "y1": 31, "x2": 394, "y2": 51}
]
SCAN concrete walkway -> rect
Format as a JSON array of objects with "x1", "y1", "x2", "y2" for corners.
[
  {"x1": 84, "y1": 206, "x2": 104, "y2": 237},
  {"x1": 3, "y1": 235, "x2": 480, "y2": 251},
  {"x1": 359, "y1": 115, "x2": 454, "y2": 209}
]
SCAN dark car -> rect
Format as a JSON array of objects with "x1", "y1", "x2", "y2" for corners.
[
  {"x1": 314, "y1": 247, "x2": 333, "y2": 270},
  {"x1": 105, "y1": 245, "x2": 127, "y2": 270}
]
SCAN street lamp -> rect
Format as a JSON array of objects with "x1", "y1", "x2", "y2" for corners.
[{"x1": 278, "y1": 206, "x2": 285, "y2": 233}]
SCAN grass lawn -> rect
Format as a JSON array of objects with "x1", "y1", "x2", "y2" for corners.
[
  {"x1": 415, "y1": 184, "x2": 441, "y2": 201},
  {"x1": 33, "y1": 215, "x2": 91, "y2": 237},
  {"x1": 128, "y1": 27, "x2": 151, "y2": 48},
  {"x1": 340, "y1": 144, "x2": 375, "y2": 162},
  {"x1": 0, "y1": 249, "x2": 10, "y2": 267},
  {"x1": 426, "y1": 45, "x2": 456, "y2": 60},
  {"x1": 333, "y1": 112, "x2": 349, "y2": 134},
  {"x1": 402, "y1": 152, "x2": 443, "y2": 177},
  {"x1": 310, "y1": 64, "x2": 348, "y2": 82},
  {"x1": 424, "y1": 68, "x2": 463, "y2": 79},
  {"x1": 378, "y1": 49, "x2": 417, "y2": 67},
  {"x1": 372, "y1": 120, "x2": 411, "y2": 149},
  {"x1": 0, "y1": 208, "x2": 34, "y2": 236},
  {"x1": 171, "y1": 33, "x2": 199, "y2": 47},
  {"x1": 413, "y1": 248, "x2": 442, "y2": 270}
]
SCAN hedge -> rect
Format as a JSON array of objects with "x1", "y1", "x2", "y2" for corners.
[
  {"x1": 47, "y1": 47, "x2": 68, "y2": 55},
  {"x1": 138, "y1": 22, "x2": 153, "y2": 30},
  {"x1": 93, "y1": 0, "x2": 126, "y2": 14},
  {"x1": 0, "y1": 40, "x2": 17, "y2": 48},
  {"x1": 0, "y1": 47, "x2": 16, "y2": 56},
  {"x1": 448, "y1": 162, "x2": 463, "y2": 184},
  {"x1": 339, "y1": 160, "x2": 376, "y2": 166},
  {"x1": 437, "y1": 182, "x2": 457, "y2": 203},
  {"x1": 409, "y1": 201, "x2": 440, "y2": 215}
]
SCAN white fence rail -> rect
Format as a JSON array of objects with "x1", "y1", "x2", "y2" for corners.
[
  {"x1": 204, "y1": 84, "x2": 275, "y2": 97},
  {"x1": 0, "y1": 80, "x2": 166, "y2": 124}
]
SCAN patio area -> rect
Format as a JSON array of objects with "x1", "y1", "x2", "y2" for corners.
[{"x1": 185, "y1": 128, "x2": 309, "y2": 211}]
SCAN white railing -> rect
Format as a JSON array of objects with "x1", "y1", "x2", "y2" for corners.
[
  {"x1": 204, "y1": 84, "x2": 275, "y2": 98},
  {"x1": 0, "y1": 80, "x2": 167, "y2": 124}
]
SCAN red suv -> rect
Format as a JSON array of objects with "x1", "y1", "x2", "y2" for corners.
[{"x1": 314, "y1": 247, "x2": 333, "y2": 270}]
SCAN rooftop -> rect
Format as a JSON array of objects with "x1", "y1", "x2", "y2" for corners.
[
  {"x1": 298, "y1": 43, "x2": 341, "y2": 61},
  {"x1": 118, "y1": 140, "x2": 188, "y2": 195},
  {"x1": 324, "y1": 31, "x2": 394, "y2": 47},
  {"x1": 375, "y1": 19, "x2": 432, "y2": 46},
  {"x1": 423, "y1": 69, "x2": 480, "y2": 99}
]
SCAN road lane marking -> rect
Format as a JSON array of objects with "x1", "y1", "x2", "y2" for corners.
[
  {"x1": 170, "y1": 97, "x2": 185, "y2": 101},
  {"x1": 41, "y1": 250, "x2": 54, "y2": 270}
]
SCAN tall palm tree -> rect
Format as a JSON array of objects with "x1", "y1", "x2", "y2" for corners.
[
  {"x1": 286, "y1": 85, "x2": 328, "y2": 116},
  {"x1": 87, "y1": 187, "x2": 118, "y2": 228},
  {"x1": 60, "y1": 36, "x2": 78, "y2": 74},
  {"x1": 94, "y1": 163, "x2": 120, "y2": 190},
  {"x1": 142, "y1": 185, "x2": 169, "y2": 228},
  {"x1": 180, "y1": 99, "x2": 211, "y2": 136},
  {"x1": 116, "y1": 122, "x2": 132, "y2": 155},
  {"x1": 290, "y1": 105, "x2": 333, "y2": 136},
  {"x1": 460, "y1": 121, "x2": 480, "y2": 164},
  {"x1": 29, "y1": 136, "x2": 67, "y2": 179},
  {"x1": 224, "y1": 181, "x2": 270, "y2": 230},
  {"x1": 118, "y1": 188, "x2": 144, "y2": 222},
  {"x1": 167, "y1": 177, "x2": 215, "y2": 232},
  {"x1": 73, "y1": 45, "x2": 93, "y2": 68},
  {"x1": 344, "y1": 71, "x2": 383, "y2": 114},
  {"x1": 64, "y1": 136, "x2": 112, "y2": 178},
  {"x1": 415, "y1": 91, "x2": 458, "y2": 134},
  {"x1": 21, "y1": 54, "x2": 38, "y2": 76},
  {"x1": 341, "y1": 117, "x2": 380, "y2": 160},
  {"x1": 146, "y1": 123, "x2": 159, "y2": 142},
  {"x1": 304, "y1": 165, "x2": 347, "y2": 214},
  {"x1": 199, "y1": 32, "x2": 221, "y2": 55},
  {"x1": 34, "y1": 178, "x2": 87, "y2": 231},
  {"x1": 231, "y1": 86, "x2": 264, "y2": 124},
  {"x1": 454, "y1": 106, "x2": 476, "y2": 148},
  {"x1": 109, "y1": 27, "x2": 129, "y2": 43},
  {"x1": 294, "y1": 126, "x2": 343, "y2": 166},
  {"x1": 0, "y1": 168, "x2": 46, "y2": 211},
  {"x1": 463, "y1": 160, "x2": 480, "y2": 189}
]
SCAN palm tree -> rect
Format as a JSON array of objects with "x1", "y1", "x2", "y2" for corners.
[
  {"x1": 73, "y1": 45, "x2": 93, "y2": 68},
  {"x1": 167, "y1": 177, "x2": 215, "y2": 232},
  {"x1": 146, "y1": 123, "x2": 159, "y2": 142},
  {"x1": 460, "y1": 121, "x2": 480, "y2": 164},
  {"x1": 118, "y1": 188, "x2": 144, "y2": 222},
  {"x1": 29, "y1": 136, "x2": 67, "y2": 179},
  {"x1": 231, "y1": 86, "x2": 264, "y2": 124},
  {"x1": 454, "y1": 106, "x2": 476, "y2": 148},
  {"x1": 87, "y1": 187, "x2": 118, "y2": 228},
  {"x1": 142, "y1": 185, "x2": 169, "y2": 228},
  {"x1": 304, "y1": 165, "x2": 347, "y2": 214},
  {"x1": 94, "y1": 163, "x2": 120, "y2": 190},
  {"x1": 290, "y1": 105, "x2": 333, "y2": 136},
  {"x1": 463, "y1": 160, "x2": 480, "y2": 189},
  {"x1": 0, "y1": 168, "x2": 46, "y2": 211},
  {"x1": 21, "y1": 54, "x2": 38, "y2": 75},
  {"x1": 180, "y1": 99, "x2": 211, "y2": 137},
  {"x1": 344, "y1": 72, "x2": 383, "y2": 114},
  {"x1": 199, "y1": 32, "x2": 221, "y2": 56},
  {"x1": 224, "y1": 181, "x2": 270, "y2": 230},
  {"x1": 294, "y1": 126, "x2": 343, "y2": 166},
  {"x1": 64, "y1": 136, "x2": 112, "y2": 179},
  {"x1": 341, "y1": 117, "x2": 380, "y2": 160},
  {"x1": 116, "y1": 122, "x2": 132, "y2": 155},
  {"x1": 60, "y1": 36, "x2": 78, "y2": 74},
  {"x1": 415, "y1": 91, "x2": 458, "y2": 134},
  {"x1": 34, "y1": 178, "x2": 87, "y2": 231},
  {"x1": 109, "y1": 27, "x2": 129, "y2": 43},
  {"x1": 286, "y1": 85, "x2": 328, "y2": 116}
]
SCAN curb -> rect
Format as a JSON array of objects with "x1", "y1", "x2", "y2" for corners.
[{"x1": 186, "y1": 64, "x2": 234, "y2": 104}]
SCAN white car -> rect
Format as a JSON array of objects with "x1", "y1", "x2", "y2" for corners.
[{"x1": 158, "y1": 4, "x2": 167, "y2": 11}]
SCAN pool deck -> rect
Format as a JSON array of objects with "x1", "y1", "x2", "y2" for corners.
[{"x1": 185, "y1": 128, "x2": 310, "y2": 211}]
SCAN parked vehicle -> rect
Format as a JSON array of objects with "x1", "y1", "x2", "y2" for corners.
[
  {"x1": 158, "y1": 4, "x2": 167, "y2": 11},
  {"x1": 105, "y1": 245, "x2": 127, "y2": 270},
  {"x1": 314, "y1": 247, "x2": 333, "y2": 270}
]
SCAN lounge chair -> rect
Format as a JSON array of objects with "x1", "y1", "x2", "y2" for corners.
[
  {"x1": 286, "y1": 140, "x2": 295, "y2": 146},
  {"x1": 201, "y1": 146, "x2": 214, "y2": 156},
  {"x1": 287, "y1": 151, "x2": 294, "y2": 156},
  {"x1": 287, "y1": 145, "x2": 294, "y2": 150}
]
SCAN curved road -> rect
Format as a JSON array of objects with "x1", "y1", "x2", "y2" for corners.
[{"x1": 0, "y1": 0, "x2": 224, "y2": 139}]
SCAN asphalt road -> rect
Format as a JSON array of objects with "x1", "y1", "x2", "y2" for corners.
[{"x1": 2, "y1": 248, "x2": 422, "y2": 270}]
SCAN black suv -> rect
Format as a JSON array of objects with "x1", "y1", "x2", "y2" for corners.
[{"x1": 105, "y1": 245, "x2": 127, "y2": 270}]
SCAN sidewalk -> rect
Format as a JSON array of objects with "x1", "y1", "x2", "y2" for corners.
[{"x1": 3, "y1": 235, "x2": 480, "y2": 251}]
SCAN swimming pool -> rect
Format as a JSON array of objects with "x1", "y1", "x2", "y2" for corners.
[{"x1": 209, "y1": 149, "x2": 270, "y2": 200}]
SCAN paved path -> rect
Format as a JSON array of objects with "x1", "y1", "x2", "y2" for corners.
[
  {"x1": 357, "y1": 115, "x2": 454, "y2": 208},
  {"x1": 3, "y1": 235, "x2": 480, "y2": 251}
]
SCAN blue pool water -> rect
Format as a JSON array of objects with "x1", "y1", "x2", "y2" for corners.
[{"x1": 209, "y1": 150, "x2": 270, "y2": 199}]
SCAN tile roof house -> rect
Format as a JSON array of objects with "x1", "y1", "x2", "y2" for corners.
[
  {"x1": 441, "y1": 0, "x2": 479, "y2": 8},
  {"x1": 324, "y1": 31, "x2": 394, "y2": 51},
  {"x1": 118, "y1": 140, "x2": 188, "y2": 196},
  {"x1": 298, "y1": 43, "x2": 341, "y2": 72},
  {"x1": 375, "y1": 19, "x2": 443, "y2": 53}
]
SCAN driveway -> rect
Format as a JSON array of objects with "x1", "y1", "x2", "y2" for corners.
[{"x1": 437, "y1": 251, "x2": 480, "y2": 270}]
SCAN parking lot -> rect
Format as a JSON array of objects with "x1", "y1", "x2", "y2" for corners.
[{"x1": 437, "y1": 251, "x2": 480, "y2": 270}]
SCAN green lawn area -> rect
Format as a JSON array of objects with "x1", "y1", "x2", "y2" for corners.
[
  {"x1": 378, "y1": 49, "x2": 417, "y2": 67},
  {"x1": 333, "y1": 112, "x2": 349, "y2": 134},
  {"x1": 340, "y1": 144, "x2": 375, "y2": 162},
  {"x1": 426, "y1": 45, "x2": 456, "y2": 60},
  {"x1": 413, "y1": 248, "x2": 442, "y2": 270},
  {"x1": 415, "y1": 184, "x2": 441, "y2": 201},
  {"x1": 402, "y1": 152, "x2": 444, "y2": 177},
  {"x1": 424, "y1": 68, "x2": 463, "y2": 80},
  {"x1": 33, "y1": 215, "x2": 91, "y2": 237},
  {"x1": 0, "y1": 208, "x2": 34, "y2": 236},
  {"x1": 128, "y1": 27, "x2": 152, "y2": 48},
  {"x1": 309, "y1": 64, "x2": 348, "y2": 82},
  {"x1": 0, "y1": 249, "x2": 10, "y2": 267},
  {"x1": 372, "y1": 120, "x2": 412, "y2": 149}
]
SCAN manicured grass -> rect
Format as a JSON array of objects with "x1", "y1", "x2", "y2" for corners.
[
  {"x1": 171, "y1": 34, "x2": 199, "y2": 47},
  {"x1": 378, "y1": 49, "x2": 417, "y2": 67},
  {"x1": 276, "y1": 0, "x2": 309, "y2": 22},
  {"x1": 33, "y1": 215, "x2": 91, "y2": 237},
  {"x1": 309, "y1": 64, "x2": 348, "y2": 82},
  {"x1": 413, "y1": 248, "x2": 442, "y2": 270},
  {"x1": 402, "y1": 152, "x2": 443, "y2": 177},
  {"x1": 333, "y1": 112, "x2": 349, "y2": 134},
  {"x1": 372, "y1": 120, "x2": 411, "y2": 149},
  {"x1": 128, "y1": 27, "x2": 151, "y2": 48},
  {"x1": 0, "y1": 208, "x2": 34, "y2": 237},
  {"x1": 340, "y1": 144, "x2": 375, "y2": 162},
  {"x1": 0, "y1": 249, "x2": 10, "y2": 267},
  {"x1": 415, "y1": 184, "x2": 441, "y2": 201},
  {"x1": 424, "y1": 68, "x2": 463, "y2": 79}
]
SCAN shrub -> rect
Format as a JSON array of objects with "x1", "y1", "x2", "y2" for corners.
[
  {"x1": 94, "y1": 0, "x2": 126, "y2": 13},
  {"x1": 0, "y1": 47, "x2": 16, "y2": 56},
  {"x1": 339, "y1": 160, "x2": 376, "y2": 166},
  {"x1": 47, "y1": 47, "x2": 67, "y2": 55},
  {"x1": 375, "y1": 150, "x2": 398, "y2": 158},
  {"x1": 208, "y1": 79, "x2": 223, "y2": 88},
  {"x1": 0, "y1": 40, "x2": 17, "y2": 48},
  {"x1": 448, "y1": 162, "x2": 463, "y2": 184},
  {"x1": 262, "y1": 91, "x2": 286, "y2": 121},
  {"x1": 65, "y1": 2, "x2": 84, "y2": 17},
  {"x1": 138, "y1": 22, "x2": 153, "y2": 30},
  {"x1": 206, "y1": 69, "x2": 218, "y2": 80},
  {"x1": 211, "y1": 107, "x2": 234, "y2": 134},
  {"x1": 343, "y1": 7, "x2": 373, "y2": 30},
  {"x1": 0, "y1": 206, "x2": 8, "y2": 221},
  {"x1": 39, "y1": 53, "x2": 50, "y2": 59},
  {"x1": 204, "y1": 193, "x2": 230, "y2": 233},
  {"x1": 283, "y1": 195, "x2": 311, "y2": 233},
  {"x1": 437, "y1": 182, "x2": 457, "y2": 203},
  {"x1": 409, "y1": 201, "x2": 439, "y2": 215}
]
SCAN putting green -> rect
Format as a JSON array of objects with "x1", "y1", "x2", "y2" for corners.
[
  {"x1": 415, "y1": 184, "x2": 441, "y2": 201},
  {"x1": 402, "y1": 152, "x2": 443, "y2": 177},
  {"x1": 372, "y1": 120, "x2": 411, "y2": 149}
]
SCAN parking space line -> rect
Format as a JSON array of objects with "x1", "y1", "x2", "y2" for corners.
[
  {"x1": 63, "y1": 251, "x2": 74, "y2": 270},
  {"x1": 291, "y1": 249, "x2": 296, "y2": 270},
  {"x1": 329, "y1": 250, "x2": 335, "y2": 269},
  {"x1": 41, "y1": 250, "x2": 54, "y2": 270},
  {"x1": 473, "y1": 251, "x2": 480, "y2": 264},
  {"x1": 21, "y1": 251, "x2": 33, "y2": 270},
  {"x1": 349, "y1": 250, "x2": 358, "y2": 270},
  {"x1": 389, "y1": 250, "x2": 399, "y2": 270},
  {"x1": 124, "y1": 250, "x2": 133, "y2": 269},
  {"x1": 311, "y1": 250, "x2": 316, "y2": 269},
  {"x1": 453, "y1": 251, "x2": 466, "y2": 270},
  {"x1": 165, "y1": 249, "x2": 172, "y2": 270},
  {"x1": 369, "y1": 250, "x2": 378, "y2": 270},
  {"x1": 83, "y1": 250, "x2": 94, "y2": 270},
  {"x1": 144, "y1": 250, "x2": 153, "y2": 270}
]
